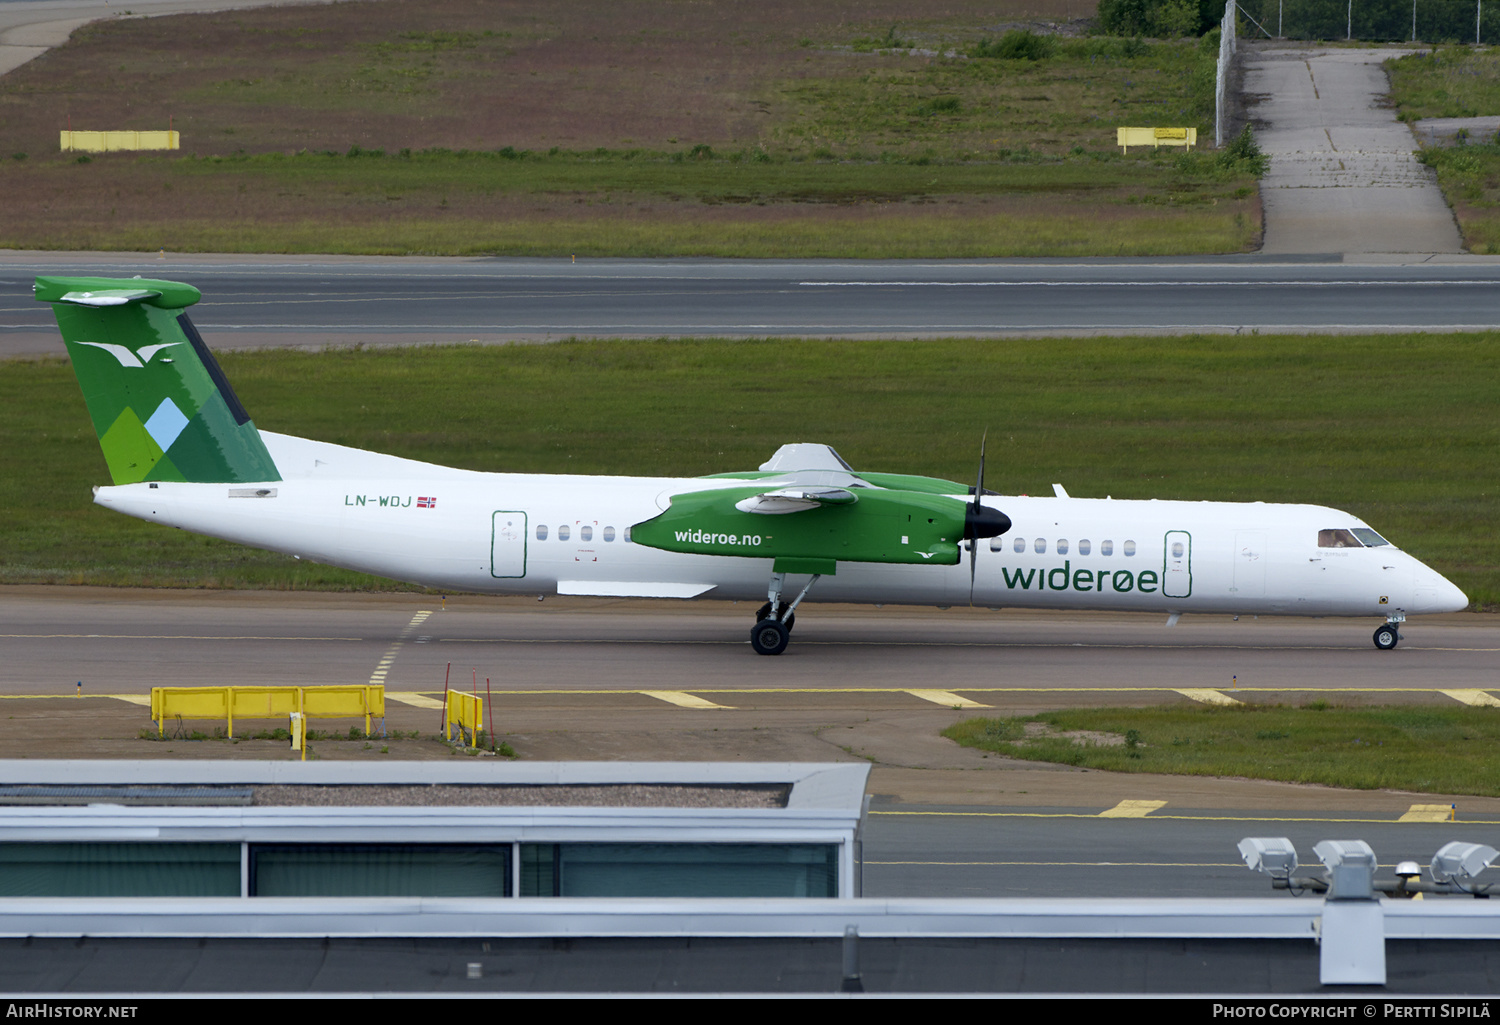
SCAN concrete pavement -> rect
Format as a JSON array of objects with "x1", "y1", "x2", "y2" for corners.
[{"x1": 1245, "y1": 44, "x2": 1465, "y2": 255}]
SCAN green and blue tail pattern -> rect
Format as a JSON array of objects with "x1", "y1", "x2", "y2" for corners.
[{"x1": 36, "y1": 275, "x2": 280, "y2": 485}]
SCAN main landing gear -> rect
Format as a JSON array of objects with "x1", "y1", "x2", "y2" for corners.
[
  {"x1": 1374, "y1": 614, "x2": 1404, "y2": 651},
  {"x1": 750, "y1": 571, "x2": 821, "y2": 655}
]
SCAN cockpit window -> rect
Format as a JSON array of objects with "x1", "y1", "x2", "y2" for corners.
[
  {"x1": 1351, "y1": 527, "x2": 1391, "y2": 548},
  {"x1": 1319, "y1": 529, "x2": 1361, "y2": 548}
]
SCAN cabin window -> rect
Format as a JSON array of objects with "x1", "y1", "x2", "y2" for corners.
[
  {"x1": 1171, "y1": 541, "x2": 1185, "y2": 558},
  {"x1": 536, "y1": 525, "x2": 548, "y2": 541},
  {"x1": 558, "y1": 524, "x2": 571, "y2": 542},
  {"x1": 1351, "y1": 528, "x2": 1390, "y2": 548},
  {"x1": 1319, "y1": 528, "x2": 1361, "y2": 548},
  {"x1": 1123, "y1": 540, "x2": 1136, "y2": 556},
  {"x1": 580, "y1": 525, "x2": 593, "y2": 542},
  {"x1": 990, "y1": 537, "x2": 1005, "y2": 552},
  {"x1": 1013, "y1": 537, "x2": 1026, "y2": 554},
  {"x1": 1078, "y1": 539, "x2": 1091, "y2": 556},
  {"x1": 1056, "y1": 539, "x2": 1069, "y2": 555},
  {"x1": 604, "y1": 526, "x2": 616, "y2": 542},
  {"x1": 1101, "y1": 540, "x2": 1113, "y2": 556},
  {"x1": 624, "y1": 526, "x2": 632, "y2": 543},
  {"x1": 1034, "y1": 538, "x2": 1047, "y2": 555}
]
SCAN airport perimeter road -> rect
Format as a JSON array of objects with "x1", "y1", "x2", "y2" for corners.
[{"x1": 5, "y1": 256, "x2": 1500, "y2": 354}]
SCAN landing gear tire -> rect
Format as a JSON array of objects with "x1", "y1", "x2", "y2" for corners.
[
  {"x1": 754, "y1": 602, "x2": 793, "y2": 632},
  {"x1": 750, "y1": 619, "x2": 791, "y2": 656},
  {"x1": 1374, "y1": 624, "x2": 1399, "y2": 650}
]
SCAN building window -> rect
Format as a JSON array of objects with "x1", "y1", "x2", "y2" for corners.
[
  {"x1": 251, "y1": 844, "x2": 511, "y2": 897},
  {"x1": 519, "y1": 843, "x2": 838, "y2": 898}
]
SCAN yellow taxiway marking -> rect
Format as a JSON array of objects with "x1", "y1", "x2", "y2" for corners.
[
  {"x1": 905, "y1": 689, "x2": 991, "y2": 708},
  {"x1": 1440, "y1": 689, "x2": 1500, "y2": 707},
  {"x1": 386, "y1": 691, "x2": 445, "y2": 709},
  {"x1": 640, "y1": 690, "x2": 733, "y2": 710},
  {"x1": 872, "y1": 810, "x2": 1500, "y2": 824},
  {"x1": 106, "y1": 694, "x2": 152, "y2": 706},
  {"x1": 1174, "y1": 688, "x2": 1243, "y2": 706},
  {"x1": 1099, "y1": 800, "x2": 1168, "y2": 818},
  {"x1": 1399, "y1": 804, "x2": 1456, "y2": 823}
]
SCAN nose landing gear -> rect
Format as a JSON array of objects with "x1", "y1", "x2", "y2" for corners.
[
  {"x1": 1374, "y1": 614, "x2": 1404, "y2": 650},
  {"x1": 750, "y1": 571, "x2": 820, "y2": 655}
]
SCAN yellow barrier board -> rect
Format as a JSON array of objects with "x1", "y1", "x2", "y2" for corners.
[
  {"x1": 60, "y1": 130, "x2": 180, "y2": 153},
  {"x1": 445, "y1": 690, "x2": 484, "y2": 748},
  {"x1": 1116, "y1": 127, "x2": 1197, "y2": 153},
  {"x1": 152, "y1": 685, "x2": 383, "y2": 737}
]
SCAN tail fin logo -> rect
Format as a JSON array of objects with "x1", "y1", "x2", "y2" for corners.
[{"x1": 74, "y1": 341, "x2": 183, "y2": 368}]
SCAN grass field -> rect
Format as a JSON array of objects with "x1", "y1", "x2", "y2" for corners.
[
  {"x1": 1387, "y1": 47, "x2": 1500, "y2": 252},
  {"x1": 3, "y1": 334, "x2": 1495, "y2": 603},
  {"x1": 946, "y1": 704, "x2": 1500, "y2": 796},
  {"x1": 0, "y1": 0, "x2": 1262, "y2": 256}
]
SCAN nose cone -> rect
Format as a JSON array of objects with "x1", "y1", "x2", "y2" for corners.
[
  {"x1": 1416, "y1": 570, "x2": 1469, "y2": 614},
  {"x1": 1435, "y1": 575, "x2": 1470, "y2": 613}
]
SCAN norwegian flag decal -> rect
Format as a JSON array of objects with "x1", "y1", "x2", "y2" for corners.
[{"x1": 417, "y1": 496, "x2": 436, "y2": 509}]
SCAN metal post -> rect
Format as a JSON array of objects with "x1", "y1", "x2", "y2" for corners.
[
  {"x1": 1348, "y1": 0, "x2": 1353, "y2": 40},
  {"x1": 1414, "y1": 0, "x2": 1418, "y2": 41},
  {"x1": 841, "y1": 925, "x2": 863, "y2": 992},
  {"x1": 1280, "y1": 0, "x2": 1283, "y2": 36}
]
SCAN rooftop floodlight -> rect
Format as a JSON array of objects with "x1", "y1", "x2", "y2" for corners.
[
  {"x1": 1394, "y1": 861, "x2": 1421, "y2": 880},
  {"x1": 1238, "y1": 837, "x2": 1298, "y2": 879},
  {"x1": 1430, "y1": 842, "x2": 1499, "y2": 887},
  {"x1": 1313, "y1": 840, "x2": 1377, "y2": 900}
]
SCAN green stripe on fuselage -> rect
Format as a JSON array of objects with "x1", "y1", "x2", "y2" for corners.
[{"x1": 632, "y1": 485, "x2": 969, "y2": 566}]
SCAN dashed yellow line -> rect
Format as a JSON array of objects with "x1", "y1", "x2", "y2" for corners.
[
  {"x1": 1098, "y1": 800, "x2": 1168, "y2": 818},
  {"x1": 906, "y1": 689, "x2": 991, "y2": 708},
  {"x1": 1399, "y1": 804, "x2": 1456, "y2": 823},
  {"x1": 366, "y1": 610, "x2": 432, "y2": 688},
  {"x1": 1440, "y1": 689, "x2": 1500, "y2": 707},
  {"x1": 871, "y1": 810, "x2": 1500, "y2": 824},
  {"x1": 387, "y1": 691, "x2": 444, "y2": 709},
  {"x1": 1174, "y1": 688, "x2": 1243, "y2": 706},
  {"x1": 640, "y1": 690, "x2": 733, "y2": 710}
]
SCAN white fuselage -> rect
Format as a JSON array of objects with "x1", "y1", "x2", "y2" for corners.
[{"x1": 92, "y1": 432, "x2": 1468, "y2": 620}]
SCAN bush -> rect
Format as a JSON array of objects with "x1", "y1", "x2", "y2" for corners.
[
  {"x1": 1218, "y1": 124, "x2": 1269, "y2": 176},
  {"x1": 972, "y1": 29, "x2": 1057, "y2": 60},
  {"x1": 1097, "y1": 0, "x2": 1217, "y2": 37}
]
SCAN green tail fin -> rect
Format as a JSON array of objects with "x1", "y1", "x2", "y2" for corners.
[{"x1": 36, "y1": 275, "x2": 281, "y2": 485}]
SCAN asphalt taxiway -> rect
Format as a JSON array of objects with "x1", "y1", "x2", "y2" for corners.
[{"x1": 3, "y1": 586, "x2": 1498, "y2": 898}]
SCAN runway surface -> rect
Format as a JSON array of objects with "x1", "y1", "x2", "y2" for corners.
[
  {"x1": 5, "y1": 255, "x2": 1500, "y2": 355},
  {"x1": 3, "y1": 587, "x2": 1499, "y2": 897}
]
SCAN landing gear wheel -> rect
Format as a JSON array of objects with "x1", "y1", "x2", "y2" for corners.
[
  {"x1": 1374, "y1": 624, "x2": 1399, "y2": 650},
  {"x1": 754, "y1": 602, "x2": 794, "y2": 632},
  {"x1": 750, "y1": 619, "x2": 790, "y2": 656}
]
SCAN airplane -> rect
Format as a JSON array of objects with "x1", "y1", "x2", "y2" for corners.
[{"x1": 36, "y1": 274, "x2": 1469, "y2": 656}]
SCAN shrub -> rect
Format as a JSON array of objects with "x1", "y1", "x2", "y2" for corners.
[{"x1": 972, "y1": 29, "x2": 1056, "y2": 60}]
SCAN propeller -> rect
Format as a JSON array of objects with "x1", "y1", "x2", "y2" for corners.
[{"x1": 965, "y1": 431, "x2": 1012, "y2": 602}]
